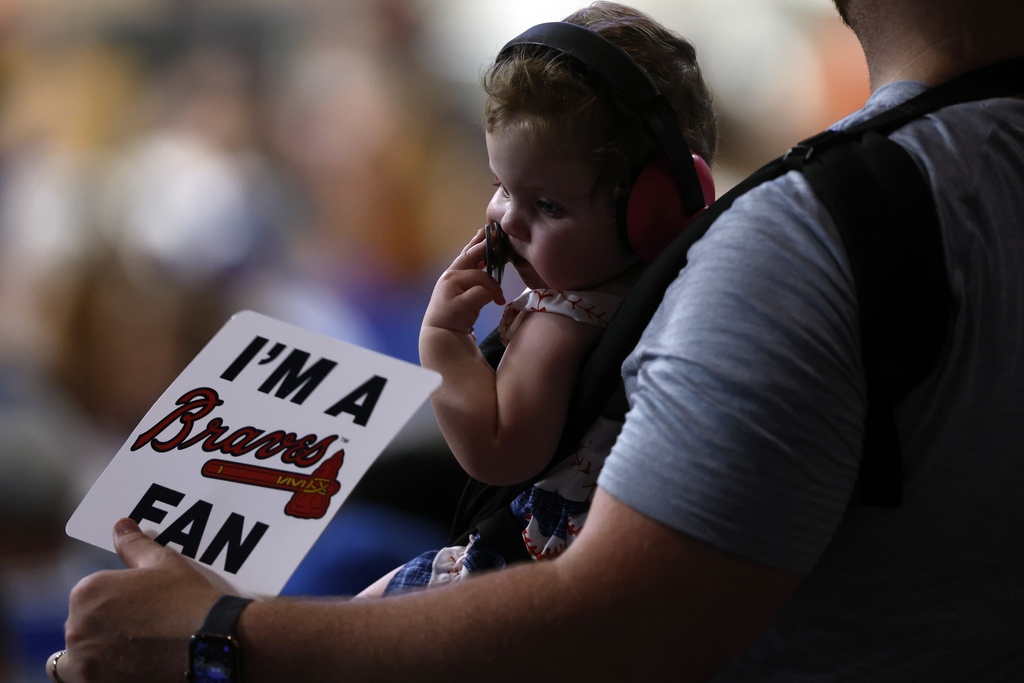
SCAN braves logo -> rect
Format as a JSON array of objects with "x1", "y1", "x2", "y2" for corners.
[{"x1": 134, "y1": 386, "x2": 346, "y2": 519}]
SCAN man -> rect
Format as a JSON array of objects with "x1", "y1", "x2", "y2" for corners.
[{"x1": 55, "y1": 1, "x2": 1024, "y2": 680}]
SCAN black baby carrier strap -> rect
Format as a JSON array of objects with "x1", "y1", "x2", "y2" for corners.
[{"x1": 450, "y1": 55, "x2": 1024, "y2": 552}]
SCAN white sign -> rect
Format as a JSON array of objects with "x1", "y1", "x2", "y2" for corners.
[{"x1": 67, "y1": 310, "x2": 440, "y2": 597}]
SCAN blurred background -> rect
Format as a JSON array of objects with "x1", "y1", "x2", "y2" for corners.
[{"x1": 0, "y1": 0, "x2": 867, "y2": 679}]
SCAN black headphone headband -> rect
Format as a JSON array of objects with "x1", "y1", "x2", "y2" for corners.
[{"x1": 499, "y1": 21, "x2": 706, "y2": 215}]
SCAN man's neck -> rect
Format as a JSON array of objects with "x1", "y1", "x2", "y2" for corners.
[{"x1": 850, "y1": 1, "x2": 1024, "y2": 90}]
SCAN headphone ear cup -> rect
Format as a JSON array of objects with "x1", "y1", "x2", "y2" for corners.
[{"x1": 626, "y1": 153, "x2": 716, "y2": 263}]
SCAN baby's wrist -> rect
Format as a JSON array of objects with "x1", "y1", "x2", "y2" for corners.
[{"x1": 421, "y1": 321, "x2": 476, "y2": 337}]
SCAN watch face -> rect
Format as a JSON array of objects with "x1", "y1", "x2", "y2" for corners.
[{"x1": 190, "y1": 635, "x2": 240, "y2": 683}]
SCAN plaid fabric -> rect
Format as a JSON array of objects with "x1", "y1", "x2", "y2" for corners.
[{"x1": 383, "y1": 534, "x2": 507, "y2": 595}]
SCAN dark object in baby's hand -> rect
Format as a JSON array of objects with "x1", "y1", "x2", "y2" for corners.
[{"x1": 484, "y1": 221, "x2": 512, "y2": 285}]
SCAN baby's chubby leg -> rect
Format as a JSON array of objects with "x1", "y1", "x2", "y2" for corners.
[{"x1": 355, "y1": 566, "x2": 402, "y2": 599}]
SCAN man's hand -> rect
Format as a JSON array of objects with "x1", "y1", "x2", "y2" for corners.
[{"x1": 55, "y1": 518, "x2": 222, "y2": 683}]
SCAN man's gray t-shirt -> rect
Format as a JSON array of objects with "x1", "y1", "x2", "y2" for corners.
[{"x1": 598, "y1": 81, "x2": 1024, "y2": 679}]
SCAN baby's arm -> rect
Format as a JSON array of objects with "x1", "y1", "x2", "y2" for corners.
[{"x1": 420, "y1": 232, "x2": 601, "y2": 486}]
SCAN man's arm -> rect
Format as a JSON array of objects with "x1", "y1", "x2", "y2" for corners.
[{"x1": 62, "y1": 490, "x2": 802, "y2": 682}]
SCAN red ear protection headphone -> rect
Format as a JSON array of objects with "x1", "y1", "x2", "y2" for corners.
[{"x1": 498, "y1": 21, "x2": 716, "y2": 264}]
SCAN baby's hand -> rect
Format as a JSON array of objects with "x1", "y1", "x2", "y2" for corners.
[{"x1": 423, "y1": 229, "x2": 506, "y2": 334}]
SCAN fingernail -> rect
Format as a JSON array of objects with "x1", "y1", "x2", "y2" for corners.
[{"x1": 114, "y1": 518, "x2": 138, "y2": 535}]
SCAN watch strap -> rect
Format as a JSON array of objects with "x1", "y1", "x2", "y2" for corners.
[{"x1": 199, "y1": 595, "x2": 254, "y2": 637}]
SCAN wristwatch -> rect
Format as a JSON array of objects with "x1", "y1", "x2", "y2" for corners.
[{"x1": 188, "y1": 594, "x2": 254, "y2": 683}]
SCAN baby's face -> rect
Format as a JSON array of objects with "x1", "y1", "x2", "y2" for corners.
[{"x1": 484, "y1": 125, "x2": 636, "y2": 291}]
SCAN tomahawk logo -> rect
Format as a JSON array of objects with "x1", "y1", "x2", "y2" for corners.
[{"x1": 201, "y1": 450, "x2": 345, "y2": 519}]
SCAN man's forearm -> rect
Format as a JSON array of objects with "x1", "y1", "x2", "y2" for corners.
[
  {"x1": 236, "y1": 489, "x2": 803, "y2": 682},
  {"x1": 60, "y1": 491, "x2": 801, "y2": 682},
  {"x1": 239, "y1": 560, "x2": 568, "y2": 682}
]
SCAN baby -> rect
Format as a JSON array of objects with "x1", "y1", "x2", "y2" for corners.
[{"x1": 364, "y1": 1, "x2": 717, "y2": 595}]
